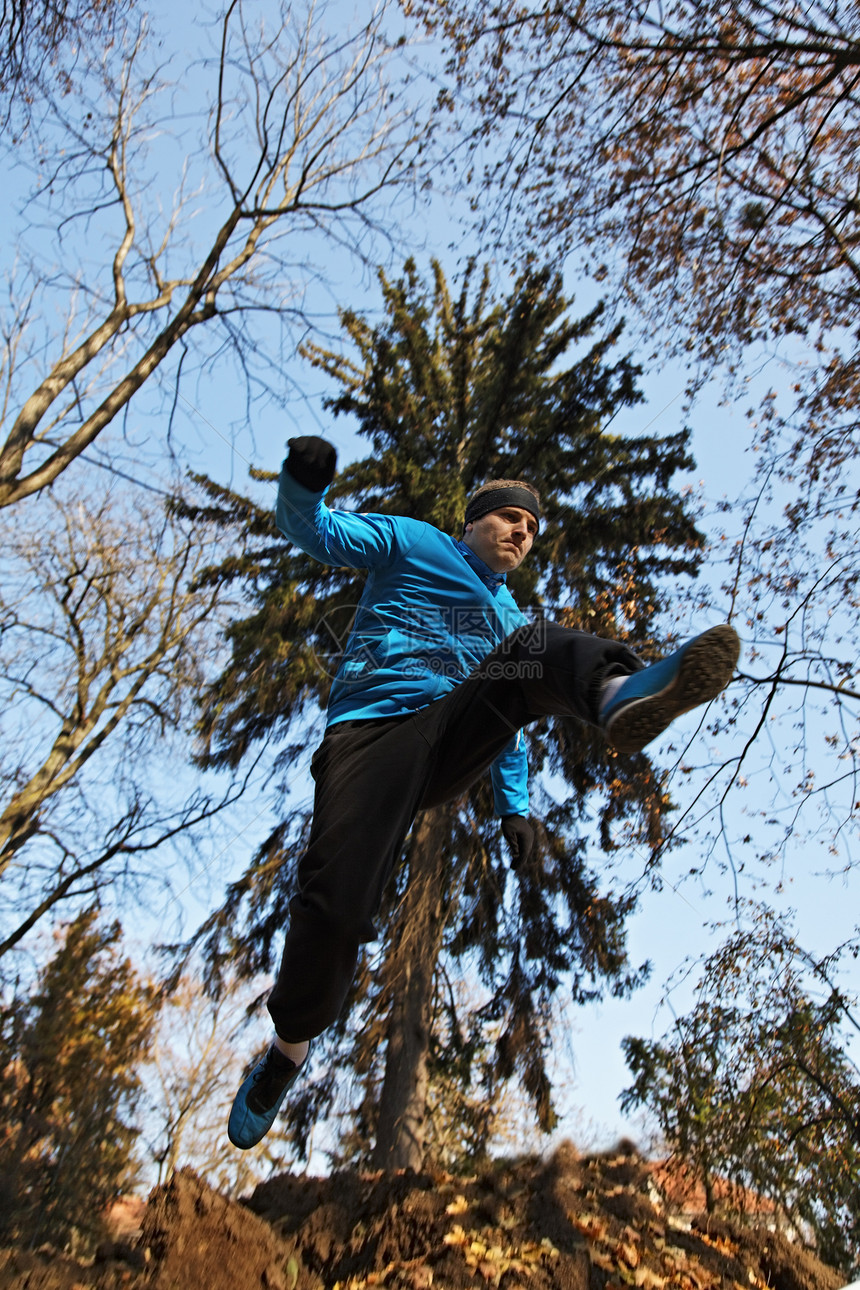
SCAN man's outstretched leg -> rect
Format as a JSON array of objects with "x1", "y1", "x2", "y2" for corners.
[
  {"x1": 418, "y1": 622, "x2": 740, "y2": 809},
  {"x1": 599, "y1": 624, "x2": 740, "y2": 754}
]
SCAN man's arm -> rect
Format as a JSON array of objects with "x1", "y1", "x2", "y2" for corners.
[
  {"x1": 490, "y1": 731, "x2": 529, "y2": 818},
  {"x1": 276, "y1": 436, "x2": 400, "y2": 569},
  {"x1": 492, "y1": 734, "x2": 537, "y2": 868}
]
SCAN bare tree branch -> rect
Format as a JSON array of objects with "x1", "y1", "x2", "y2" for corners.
[{"x1": 0, "y1": 0, "x2": 427, "y2": 506}]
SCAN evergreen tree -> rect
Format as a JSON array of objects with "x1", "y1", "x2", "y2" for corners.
[
  {"x1": 186, "y1": 259, "x2": 705, "y2": 1168},
  {"x1": 0, "y1": 908, "x2": 157, "y2": 1250},
  {"x1": 621, "y1": 911, "x2": 860, "y2": 1277}
]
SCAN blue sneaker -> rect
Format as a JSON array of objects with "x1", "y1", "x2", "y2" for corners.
[
  {"x1": 227, "y1": 1042, "x2": 309, "y2": 1150},
  {"x1": 600, "y1": 624, "x2": 740, "y2": 754}
]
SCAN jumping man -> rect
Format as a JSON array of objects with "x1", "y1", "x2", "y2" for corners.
[{"x1": 227, "y1": 435, "x2": 740, "y2": 1149}]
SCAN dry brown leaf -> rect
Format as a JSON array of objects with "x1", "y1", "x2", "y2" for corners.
[
  {"x1": 570, "y1": 1212, "x2": 608, "y2": 1241},
  {"x1": 620, "y1": 1242, "x2": 641, "y2": 1268},
  {"x1": 588, "y1": 1247, "x2": 617, "y2": 1272},
  {"x1": 633, "y1": 1267, "x2": 666, "y2": 1290},
  {"x1": 682, "y1": 1257, "x2": 715, "y2": 1290},
  {"x1": 445, "y1": 1196, "x2": 469, "y2": 1216},
  {"x1": 698, "y1": 1231, "x2": 739, "y2": 1257}
]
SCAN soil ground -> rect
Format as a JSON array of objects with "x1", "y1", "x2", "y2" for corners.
[{"x1": 0, "y1": 1144, "x2": 844, "y2": 1290}]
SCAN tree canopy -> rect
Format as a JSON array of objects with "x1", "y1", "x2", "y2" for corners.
[
  {"x1": 0, "y1": 906, "x2": 156, "y2": 1251},
  {"x1": 418, "y1": 0, "x2": 860, "y2": 373},
  {"x1": 0, "y1": 0, "x2": 130, "y2": 126},
  {"x1": 622, "y1": 908, "x2": 860, "y2": 1277}
]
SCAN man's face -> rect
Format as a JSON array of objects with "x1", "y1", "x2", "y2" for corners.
[{"x1": 463, "y1": 505, "x2": 537, "y2": 573}]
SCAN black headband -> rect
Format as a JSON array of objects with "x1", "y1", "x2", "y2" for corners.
[{"x1": 464, "y1": 486, "x2": 540, "y2": 532}]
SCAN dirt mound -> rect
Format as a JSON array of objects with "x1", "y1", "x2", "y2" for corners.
[
  {"x1": 244, "y1": 1142, "x2": 844, "y2": 1290},
  {"x1": 141, "y1": 1166, "x2": 295, "y2": 1289},
  {"x1": 0, "y1": 1147, "x2": 844, "y2": 1290}
]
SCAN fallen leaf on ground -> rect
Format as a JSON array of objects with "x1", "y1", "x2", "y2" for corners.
[
  {"x1": 588, "y1": 1247, "x2": 617, "y2": 1272},
  {"x1": 634, "y1": 1267, "x2": 666, "y2": 1289}
]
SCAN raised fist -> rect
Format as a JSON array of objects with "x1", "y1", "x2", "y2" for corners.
[{"x1": 285, "y1": 436, "x2": 337, "y2": 492}]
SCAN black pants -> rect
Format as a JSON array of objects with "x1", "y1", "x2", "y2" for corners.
[{"x1": 267, "y1": 622, "x2": 643, "y2": 1041}]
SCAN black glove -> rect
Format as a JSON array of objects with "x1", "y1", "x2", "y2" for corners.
[
  {"x1": 285, "y1": 436, "x2": 337, "y2": 492},
  {"x1": 501, "y1": 815, "x2": 537, "y2": 870}
]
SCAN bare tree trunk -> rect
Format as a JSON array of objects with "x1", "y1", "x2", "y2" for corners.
[{"x1": 372, "y1": 808, "x2": 447, "y2": 1172}]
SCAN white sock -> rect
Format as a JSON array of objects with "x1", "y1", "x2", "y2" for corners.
[
  {"x1": 273, "y1": 1036, "x2": 309, "y2": 1065},
  {"x1": 599, "y1": 674, "x2": 627, "y2": 719}
]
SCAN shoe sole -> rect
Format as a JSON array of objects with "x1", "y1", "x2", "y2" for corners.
[{"x1": 607, "y1": 624, "x2": 740, "y2": 754}]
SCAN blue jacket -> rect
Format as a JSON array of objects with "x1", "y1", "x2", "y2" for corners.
[{"x1": 276, "y1": 463, "x2": 530, "y2": 817}]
